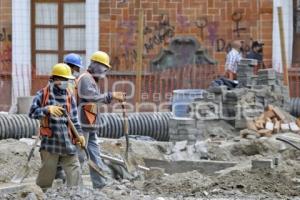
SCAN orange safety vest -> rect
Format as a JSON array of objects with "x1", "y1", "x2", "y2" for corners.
[
  {"x1": 39, "y1": 85, "x2": 75, "y2": 143},
  {"x1": 75, "y1": 71, "x2": 97, "y2": 125}
]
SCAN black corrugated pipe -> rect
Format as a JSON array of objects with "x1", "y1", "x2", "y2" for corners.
[
  {"x1": 0, "y1": 114, "x2": 39, "y2": 140},
  {"x1": 290, "y1": 98, "x2": 300, "y2": 117},
  {"x1": 0, "y1": 112, "x2": 172, "y2": 141},
  {"x1": 99, "y1": 112, "x2": 172, "y2": 141}
]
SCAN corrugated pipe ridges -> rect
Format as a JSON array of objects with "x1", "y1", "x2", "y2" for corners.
[
  {"x1": 99, "y1": 112, "x2": 172, "y2": 141},
  {"x1": 0, "y1": 112, "x2": 172, "y2": 141},
  {"x1": 290, "y1": 98, "x2": 300, "y2": 117},
  {"x1": 0, "y1": 114, "x2": 39, "y2": 140}
]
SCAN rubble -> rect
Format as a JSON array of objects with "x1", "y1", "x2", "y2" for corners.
[
  {"x1": 242, "y1": 105, "x2": 299, "y2": 138},
  {"x1": 1, "y1": 133, "x2": 300, "y2": 199}
]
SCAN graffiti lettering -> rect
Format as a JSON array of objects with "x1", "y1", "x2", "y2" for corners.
[
  {"x1": 232, "y1": 11, "x2": 246, "y2": 37},
  {"x1": 216, "y1": 38, "x2": 253, "y2": 55},
  {"x1": 144, "y1": 14, "x2": 175, "y2": 53},
  {"x1": 216, "y1": 38, "x2": 227, "y2": 52},
  {"x1": 207, "y1": 22, "x2": 219, "y2": 46},
  {"x1": 177, "y1": 15, "x2": 190, "y2": 29},
  {"x1": 0, "y1": 28, "x2": 12, "y2": 42},
  {"x1": 195, "y1": 17, "x2": 207, "y2": 40}
]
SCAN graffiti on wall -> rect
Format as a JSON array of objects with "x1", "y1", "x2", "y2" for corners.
[
  {"x1": 216, "y1": 38, "x2": 253, "y2": 55},
  {"x1": 144, "y1": 14, "x2": 175, "y2": 53},
  {"x1": 110, "y1": 9, "x2": 254, "y2": 69},
  {"x1": 195, "y1": 17, "x2": 208, "y2": 40},
  {"x1": 0, "y1": 27, "x2": 12, "y2": 68},
  {"x1": 111, "y1": 20, "x2": 137, "y2": 69},
  {"x1": 232, "y1": 11, "x2": 246, "y2": 37},
  {"x1": 112, "y1": 14, "x2": 175, "y2": 69},
  {"x1": 0, "y1": 27, "x2": 12, "y2": 42}
]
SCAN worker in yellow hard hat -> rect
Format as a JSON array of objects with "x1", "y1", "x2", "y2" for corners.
[
  {"x1": 76, "y1": 51, "x2": 125, "y2": 189},
  {"x1": 29, "y1": 63, "x2": 85, "y2": 191}
]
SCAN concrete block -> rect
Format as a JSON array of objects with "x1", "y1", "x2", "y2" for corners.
[
  {"x1": 290, "y1": 122, "x2": 300, "y2": 133},
  {"x1": 172, "y1": 117, "x2": 195, "y2": 125},
  {"x1": 251, "y1": 159, "x2": 273, "y2": 170},
  {"x1": 281, "y1": 123, "x2": 290, "y2": 132},
  {"x1": 144, "y1": 159, "x2": 237, "y2": 175}
]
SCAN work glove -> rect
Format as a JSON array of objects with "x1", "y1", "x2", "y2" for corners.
[
  {"x1": 47, "y1": 105, "x2": 64, "y2": 117},
  {"x1": 76, "y1": 135, "x2": 86, "y2": 148},
  {"x1": 112, "y1": 92, "x2": 126, "y2": 102}
]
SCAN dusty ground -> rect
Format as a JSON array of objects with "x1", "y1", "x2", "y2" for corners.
[{"x1": 1, "y1": 132, "x2": 300, "y2": 199}]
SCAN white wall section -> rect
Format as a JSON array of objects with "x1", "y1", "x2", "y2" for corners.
[
  {"x1": 85, "y1": 0, "x2": 99, "y2": 67},
  {"x1": 10, "y1": 0, "x2": 31, "y2": 113}
]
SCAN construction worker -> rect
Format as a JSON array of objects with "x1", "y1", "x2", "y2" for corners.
[
  {"x1": 29, "y1": 63, "x2": 85, "y2": 191},
  {"x1": 53, "y1": 53, "x2": 84, "y2": 182},
  {"x1": 225, "y1": 40, "x2": 242, "y2": 80},
  {"x1": 76, "y1": 51, "x2": 125, "y2": 189}
]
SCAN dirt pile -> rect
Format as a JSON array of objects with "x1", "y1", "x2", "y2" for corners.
[
  {"x1": 142, "y1": 170, "x2": 212, "y2": 197},
  {"x1": 210, "y1": 169, "x2": 299, "y2": 197},
  {"x1": 0, "y1": 139, "x2": 40, "y2": 183}
]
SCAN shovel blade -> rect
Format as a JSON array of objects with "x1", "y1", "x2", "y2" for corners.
[
  {"x1": 87, "y1": 160, "x2": 108, "y2": 180},
  {"x1": 11, "y1": 165, "x2": 30, "y2": 184}
]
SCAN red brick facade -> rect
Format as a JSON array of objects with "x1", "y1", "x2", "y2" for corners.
[
  {"x1": 0, "y1": 0, "x2": 12, "y2": 111},
  {"x1": 99, "y1": 0, "x2": 273, "y2": 73}
]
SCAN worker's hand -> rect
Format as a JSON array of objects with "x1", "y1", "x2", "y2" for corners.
[
  {"x1": 47, "y1": 105, "x2": 64, "y2": 117},
  {"x1": 76, "y1": 135, "x2": 86, "y2": 148},
  {"x1": 112, "y1": 92, "x2": 126, "y2": 102}
]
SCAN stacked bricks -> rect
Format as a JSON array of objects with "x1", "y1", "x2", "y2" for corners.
[
  {"x1": 237, "y1": 59, "x2": 258, "y2": 87},
  {"x1": 257, "y1": 69, "x2": 277, "y2": 86},
  {"x1": 99, "y1": 0, "x2": 273, "y2": 72},
  {"x1": 169, "y1": 117, "x2": 203, "y2": 144}
]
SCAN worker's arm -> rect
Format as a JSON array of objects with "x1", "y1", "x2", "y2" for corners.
[
  {"x1": 29, "y1": 90, "x2": 49, "y2": 119},
  {"x1": 77, "y1": 75, "x2": 112, "y2": 104},
  {"x1": 69, "y1": 95, "x2": 82, "y2": 133}
]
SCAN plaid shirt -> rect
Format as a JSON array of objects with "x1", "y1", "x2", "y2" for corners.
[
  {"x1": 225, "y1": 48, "x2": 242, "y2": 73},
  {"x1": 29, "y1": 83, "x2": 82, "y2": 155}
]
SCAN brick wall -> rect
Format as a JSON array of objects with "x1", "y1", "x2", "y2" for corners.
[
  {"x1": 99, "y1": 0, "x2": 273, "y2": 73},
  {"x1": 0, "y1": 0, "x2": 12, "y2": 111}
]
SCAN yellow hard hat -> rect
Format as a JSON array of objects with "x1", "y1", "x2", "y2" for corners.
[
  {"x1": 51, "y1": 63, "x2": 75, "y2": 79},
  {"x1": 90, "y1": 51, "x2": 111, "y2": 69}
]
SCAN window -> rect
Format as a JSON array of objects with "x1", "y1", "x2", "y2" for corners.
[{"x1": 32, "y1": 0, "x2": 85, "y2": 76}]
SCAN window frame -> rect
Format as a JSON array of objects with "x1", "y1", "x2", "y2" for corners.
[{"x1": 31, "y1": 0, "x2": 85, "y2": 77}]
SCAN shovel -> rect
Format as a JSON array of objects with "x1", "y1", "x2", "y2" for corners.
[
  {"x1": 11, "y1": 128, "x2": 40, "y2": 184},
  {"x1": 120, "y1": 101, "x2": 137, "y2": 173},
  {"x1": 64, "y1": 111, "x2": 109, "y2": 180}
]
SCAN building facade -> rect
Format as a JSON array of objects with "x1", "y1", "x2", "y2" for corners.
[{"x1": 0, "y1": 0, "x2": 295, "y2": 111}]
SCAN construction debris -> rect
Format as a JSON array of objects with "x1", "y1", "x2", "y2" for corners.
[{"x1": 242, "y1": 105, "x2": 299, "y2": 138}]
